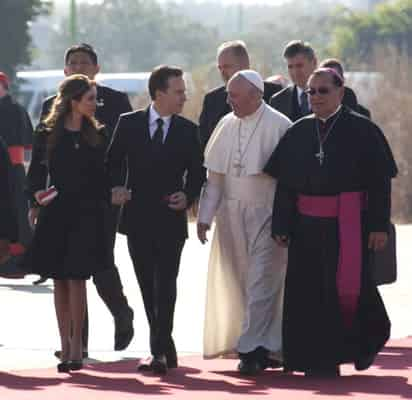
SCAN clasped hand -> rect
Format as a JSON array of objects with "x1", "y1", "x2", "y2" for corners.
[{"x1": 111, "y1": 186, "x2": 132, "y2": 205}]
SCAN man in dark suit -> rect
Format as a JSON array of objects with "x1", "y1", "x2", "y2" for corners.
[
  {"x1": 107, "y1": 65, "x2": 204, "y2": 375},
  {"x1": 199, "y1": 40, "x2": 282, "y2": 150},
  {"x1": 269, "y1": 40, "x2": 317, "y2": 122},
  {"x1": 0, "y1": 137, "x2": 18, "y2": 265},
  {"x1": 33, "y1": 43, "x2": 134, "y2": 355},
  {"x1": 319, "y1": 58, "x2": 371, "y2": 118}
]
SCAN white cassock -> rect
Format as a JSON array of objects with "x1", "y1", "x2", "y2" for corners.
[{"x1": 199, "y1": 101, "x2": 292, "y2": 359}]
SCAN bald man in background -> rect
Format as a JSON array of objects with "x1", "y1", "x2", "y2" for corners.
[{"x1": 199, "y1": 40, "x2": 282, "y2": 151}]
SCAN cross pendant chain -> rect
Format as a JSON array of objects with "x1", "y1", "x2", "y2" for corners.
[
  {"x1": 314, "y1": 109, "x2": 342, "y2": 167},
  {"x1": 315, "y1": 147, "x2": 324, "y2": 166}
]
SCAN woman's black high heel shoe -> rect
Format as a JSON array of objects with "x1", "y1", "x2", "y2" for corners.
[
  {"x1": 57, "y1": 362, "x2": 70, "y2": 373},
  {"x1": 69, "y1": 360, "x2": 83, "y2": 371}
]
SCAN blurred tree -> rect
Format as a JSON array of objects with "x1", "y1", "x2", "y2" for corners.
[
  {"x1": 47, "y1": 0, "x2": 219, "y2": 72},
  {"x1": 0, "y1": 0, "x2": 50, "y2": 79},
  {"x1": 330, "y1": 0, "x2": 412, "y2": 68}
]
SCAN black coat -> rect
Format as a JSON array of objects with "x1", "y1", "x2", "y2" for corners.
[
  {"x1": 343, "y1": 87, "x2": 371, "y2": 119},
  {"x1": 199, "y1": 81, "x2": 282, "y2": 150},
  {"x1": 270, "y1": 85, "x2": 371, "y2": 122},
  {"x1": 40, "y1": 85, "x2": 132, "y2": 140},
  {"x1": 269, "y1": 86, "x2": 303, "y2": 122},
  {"x1": 0, "y1": 137, "x2": 18, "y2": 242},
  {"x1": 0, "y1": 95, "x2": 33, "y2": 147},
  {"x1": 106, "y1": 107, "x2": 205, "y2": 240}
]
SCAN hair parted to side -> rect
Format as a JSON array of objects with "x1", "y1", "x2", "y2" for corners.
[
  {"x1": 217, "y1": 40, "x2": 250, "y2": 62},
  {"x1": 283, "y1": 40, "x2": 316, "y2": 61},
  {"x1": 42, "y1": 74, "x2": 103, "y2": 159},
  {"x1": 148, "y1": 65, "x2": 183, "y2": 100},
  {"x1": 319, "y1": 58, "x2": 345, "y2": 79},
  {"x1": 64, "y1": 43, "x2": 98, "y2": 65}
]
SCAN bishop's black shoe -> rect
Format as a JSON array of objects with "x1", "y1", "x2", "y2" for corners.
[
  {"x1": 304, "y1": 366, "x2": 340, "y2": 378},
  {"x1": 355, "y1": 354, "x2": 375, "y2": 371}
]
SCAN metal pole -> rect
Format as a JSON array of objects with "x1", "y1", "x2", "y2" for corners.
[{"x1": 70, "y1": 0, "x2": 77, "y2": 43}]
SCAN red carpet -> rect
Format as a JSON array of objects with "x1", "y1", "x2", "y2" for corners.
[{"x1": 2, "y1": 338, "x2": 411, "y2": 399}]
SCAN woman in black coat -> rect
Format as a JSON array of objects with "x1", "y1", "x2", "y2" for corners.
[{"x1": 26, "y1": 74, "x2": 111, "y2": 372}]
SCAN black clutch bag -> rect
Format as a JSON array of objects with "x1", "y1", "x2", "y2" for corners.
[{"x1": 369, "y1": 223, "x2": 397, "y2": 286}]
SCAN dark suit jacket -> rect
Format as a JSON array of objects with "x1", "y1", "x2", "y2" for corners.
[
  {"x1": 269, "y1": 85, "x2": 303, "y2": 122},
  {"x1": 40, "y1": 85, "x2": 132, "y2": 140},
  {"x1": 343, "y1": 86, "x2": 371, "y2": 118},
  {"x1": 0, "y1": 137, "x2": 18, "y2": 242},
  {"x1": 199, "y1": 81, "x2": 282, "y2": 150},
  {"x1": 106, "y1": 107, "x2": 205, "y2": 240}
]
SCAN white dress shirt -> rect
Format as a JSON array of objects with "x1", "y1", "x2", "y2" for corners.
[{"x1": 149, "y1": 104, "x2": 172, "y2": 143}]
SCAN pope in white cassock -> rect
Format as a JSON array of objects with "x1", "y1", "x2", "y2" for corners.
[{"x1": 197, "y1": 70, "x2": 291, "y2": 375}]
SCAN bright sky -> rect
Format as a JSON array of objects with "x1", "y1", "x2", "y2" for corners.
[{"x1": 66, "y1": 0, "x2": 285, "y2": 4}]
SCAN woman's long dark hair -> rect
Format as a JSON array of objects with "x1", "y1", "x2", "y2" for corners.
[{"x1": 42, "y1": 74, "x2": 103, "y2": 159}]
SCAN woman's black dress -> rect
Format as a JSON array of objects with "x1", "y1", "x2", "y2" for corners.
[{"x1": 26, "y1": 128, "x2": 112, "y2": 280}]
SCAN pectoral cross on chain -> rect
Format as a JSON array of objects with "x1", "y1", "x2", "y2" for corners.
[{"x1": 315, "y1": 147, "x2": 325, "y2": 166}]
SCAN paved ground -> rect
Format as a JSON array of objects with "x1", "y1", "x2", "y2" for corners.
[{"x1": 0, "y1": 224, "x2": 410, "y2": 372}]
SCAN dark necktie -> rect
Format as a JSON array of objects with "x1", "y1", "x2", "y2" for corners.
[
  {"x1": 300, "y1": 91, "x2": 310, "y2": 116},
  {"x1": 152, "y1": 118, "x2": 164, "y2": 149}
]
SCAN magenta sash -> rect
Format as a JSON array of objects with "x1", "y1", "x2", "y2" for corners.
[{"x1": 297, "y1": 192, "x2": 365, "y2": 329}]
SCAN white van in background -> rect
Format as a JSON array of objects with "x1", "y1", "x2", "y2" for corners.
[{"x1": 16, "y1": 70, "x2": 151, "y2": 124}]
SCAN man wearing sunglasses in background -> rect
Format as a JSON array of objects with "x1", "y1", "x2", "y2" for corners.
[{"x1": 264, "y1": 68, "x2": 397, "y2": 377}]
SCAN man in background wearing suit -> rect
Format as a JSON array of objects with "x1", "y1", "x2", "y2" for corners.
[
  {"x1": 107, "y1": 65, "x2": 204, "y2": 375},
  {"x1": 199, "y1": 40, "x2": 282, "y2": 150},
  {"x1": 319, "y1": 58, "x2": 371, "y2": 118},
  {"x1": 270, "y1": 40, "x2": 317, "y2": 122},
  {"x1": 0, "y1": 137, "x2": 18, "y2": 265},
  {"x1": 33, "y1": 43, "x2": 134, "y2": 356}
]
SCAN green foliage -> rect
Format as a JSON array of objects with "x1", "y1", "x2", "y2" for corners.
[
  {"x1": 0, "y1": 0, "x2": 50, "y2": 78},
  {"x1": 47, "y1": 0, "x2": 219, "y2": 72},
  {"x1": 330, "y1": 0, "x2": 412, "y2": 68},
  {"x1": 43, "y1": 0, "x2": 337, "y2": 77}
]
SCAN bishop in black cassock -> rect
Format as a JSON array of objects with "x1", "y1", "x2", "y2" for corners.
[{"x1": 264, "y1": 68, "x2": 397, "y2": 376}]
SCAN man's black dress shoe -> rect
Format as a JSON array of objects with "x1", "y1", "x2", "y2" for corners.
[
  {"x1": 152, "y1": 355, "x2": 168, "y2": 375},
  {"x1": 114, "y1": 309, "x2": 134, "y2": 351},
  {"x1": 69, "y1": 360, "x2": 83, "y2": 371},
  {"x1": 261, "y1": 357, "x2": 283, "y2": 370},
  {"x1": 237, "y1": 359, "x2": 262, "y2": 376},
  {"x1": 355, "y1": 354, "x2": 375, "y2": 371},
  {"x1": 57, "y1": 362, "x2": 70, "y2": 373},
  {"x1": 33, "y1": 276, "x2": 48, "y2": 285},
  {"x1": 138, "y1": 355, "x2": 168, "y2": 375},
  {"x1": 54, "y1": 350, "x2": 88, "y2": 359},
  {"x1": 138, "y1": 356, "x2": 177, "y2": 371},
  {"x1": 167, "y1": 357, "x2": 178, "y2": 369}
]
